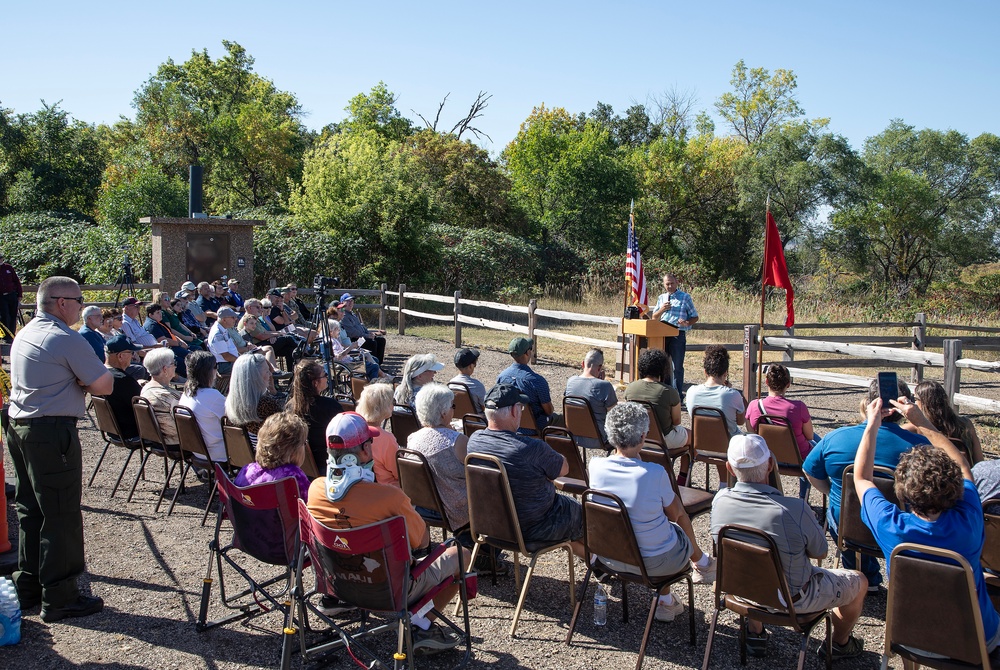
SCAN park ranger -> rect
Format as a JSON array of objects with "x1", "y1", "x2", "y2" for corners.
[{"x1": 4, "y1": 276, "x2": 113, "y2": 622}]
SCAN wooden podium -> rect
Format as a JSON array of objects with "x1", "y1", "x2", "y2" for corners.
[{"x1": 621, "y1": 319, "x2": 679, "y2": 383}]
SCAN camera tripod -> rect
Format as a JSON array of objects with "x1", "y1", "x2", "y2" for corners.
[
  {"x1": 299, "y1": 288, "x2": 353, "y2": 397},
  {"x1": 112, "y1": 255, "x2": 137, "y2": 307}
]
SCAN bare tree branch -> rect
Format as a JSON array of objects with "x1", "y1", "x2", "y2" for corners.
[
  {"x1": 413, "y1": 93, "x2": 450, "y2": 132},
  {"x1": 449, "y1": 91, "x2": 493, "y2": 141}
]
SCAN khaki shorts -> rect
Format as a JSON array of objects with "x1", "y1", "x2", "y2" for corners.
[
  {"x1": 794, "y1": 568, "x2": 864, "y2": 614},
  {"x1": 408, "y1": 549, "x2": 460, "y2": 606}
]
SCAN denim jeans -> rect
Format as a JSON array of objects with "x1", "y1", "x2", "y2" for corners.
[{"x1": 826, "y1": 507, "x2": 882, "y2": 587}]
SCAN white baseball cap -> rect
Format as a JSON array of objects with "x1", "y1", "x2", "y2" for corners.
[{"x1": 727, "y1": 434, "x2": 771, "y2": 469}]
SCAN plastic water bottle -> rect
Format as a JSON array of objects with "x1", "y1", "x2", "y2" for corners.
[
  {"x1": 0, "y1": 576, "x2": 21, "y2": 645},
  {"x1": 593, "y1": 582, "x2": 607, "y2": 626}
]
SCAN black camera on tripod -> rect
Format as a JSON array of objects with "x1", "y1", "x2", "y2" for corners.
[{"x1": 313, "y1": 275, "x2": 341, "y2": 296}]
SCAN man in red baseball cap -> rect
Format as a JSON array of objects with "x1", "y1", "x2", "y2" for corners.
[{"x1": 305, "y1": 412, "x2": 469, "y2": 654}]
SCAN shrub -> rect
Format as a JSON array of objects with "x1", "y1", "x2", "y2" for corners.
[{"x1": 0, "y1": 211, "x2": 92, "y2": 282}]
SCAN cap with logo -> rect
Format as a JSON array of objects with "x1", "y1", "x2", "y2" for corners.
[{"x1": 326, "y1": 411, "x2": 379, "y2": 450}]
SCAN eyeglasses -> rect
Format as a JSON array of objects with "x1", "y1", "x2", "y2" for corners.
[{"x1": 52, "y1": 296, "x2": 84, "y2": 304}]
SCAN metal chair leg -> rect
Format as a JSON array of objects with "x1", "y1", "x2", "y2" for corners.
[
  {"x1": 110, "y1": 449, "x2": 137, "y2": 498},
  {"x1": 126, "y1": 451, "x2": 154, "y2": 502},
  {"x1": 510, "y1": 555, "x2": 540, "y2": 637},
  {"x1": 88, "y1": 441, "x2": 111, "y2": 486},
  {"x1": 635, "y1": 592, "x2": 659, "y2": 670},
  {"x1": 701, "y1": 609, "x2": 720, "y2": 670},
  {"x1": 565, "y1": 566, "x2": 593, "y2": 645}
]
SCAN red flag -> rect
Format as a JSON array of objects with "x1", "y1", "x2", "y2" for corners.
[{"x1": 764, "y1": 211, "x2": 795, "y2": 328}]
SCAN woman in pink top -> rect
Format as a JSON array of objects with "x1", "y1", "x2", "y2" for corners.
[
  {"x1": 745, "y1": 364, "x2": 817, "y2": 498},
  {"x1": 355, "y1": 382, "x2": 401, "y2": 487}
]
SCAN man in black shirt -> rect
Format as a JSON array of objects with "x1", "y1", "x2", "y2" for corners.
[{"x1": 100, "y1": 334, "x2": 144, "y2": 440}]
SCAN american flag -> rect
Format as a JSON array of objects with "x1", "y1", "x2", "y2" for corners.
[{"x1": 626, "y1": 207, "x2": 648, "y2": 314}]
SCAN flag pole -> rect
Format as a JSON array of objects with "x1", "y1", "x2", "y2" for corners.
[
  {"x1": 757, "y1": 196, "x2": 770, "y2": 398},
  {"x1": 622, "y1": 199, "x2": 635, "y2": 382},
  {"x1": 623, "y1": 200, "x2": 635, "y2": 313}
]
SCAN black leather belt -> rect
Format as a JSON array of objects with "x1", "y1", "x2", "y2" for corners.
[{"x1": 12, "y1": 416, "x2": 79, "y2": 426}]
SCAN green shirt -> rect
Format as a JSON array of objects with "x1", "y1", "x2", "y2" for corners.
[{"x1": 624, "y1": 379, "x2": 681, "y2": 432}]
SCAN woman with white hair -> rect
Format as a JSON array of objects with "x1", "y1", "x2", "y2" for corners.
[
  {"x1": 139, "y1": 347, "x2": 182, "y2": 445},
  {"x1": 224, "y1": 351, "x2": 284, "y2": 445},
  {"x1": 394, "y1": 353, "x2": 444, "y2": 410},
  {"x1": 588, "y1": 401, "x2": 717, "y2": 623},
  {"x1": 406, "y1": 383, "x2": 469, "y2": 529}
]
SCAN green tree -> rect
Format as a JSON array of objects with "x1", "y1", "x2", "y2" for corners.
[
  {"x1": 339, "y1": 82, "x2": 414, "y2": 142},
  {"x1": 0, "y1": 102, "x2": 105, "y2": 216},
  {"x1": 716, "y1": 60, "x2": 804, "y2": 145},
  {"x1": 96, "y1": 165, "x2": 188, "y2": 229},
  {"x1": 825, "y1": 121, "x2": 1000, "y2": 293},
  {"x1": 132, "y1": 40, "x2": 308, "y2": 212}
]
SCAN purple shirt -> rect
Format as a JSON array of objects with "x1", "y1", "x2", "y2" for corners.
[
  {"x1": 235, "y1": 462, "x2": 311, "y2": 499},
  {"x1": 746, "y1": 395, "x2": 813, "y2": 458}
]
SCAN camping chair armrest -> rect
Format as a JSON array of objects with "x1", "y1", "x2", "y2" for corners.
[
  {"x1": 554, "y1": 476, "x2": 588, "y2": 495},
  {"x1": 412, "y1": 537, "x2": 456, "y2": 580}
]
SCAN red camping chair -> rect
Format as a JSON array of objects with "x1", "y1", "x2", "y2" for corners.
[
  {"x1": 197, "y1": 465, "x2": 301, "y2": 666},
  {"x1": 291, "y1": 500, "x2": 475, "y2": 670}
]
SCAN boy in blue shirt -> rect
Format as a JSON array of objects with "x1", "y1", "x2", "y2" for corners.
[{"x1": 854, "y1": 396, "x2": 1000, "y2": 655}]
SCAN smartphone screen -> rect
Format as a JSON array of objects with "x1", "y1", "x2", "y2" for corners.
[{"x1": 877, "y1": 371, "x2": 899, "y2": 408}]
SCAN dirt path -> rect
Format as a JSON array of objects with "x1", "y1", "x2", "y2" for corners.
[{"x1": 1, "y1": 333, "x2": 983, "y2": 668}]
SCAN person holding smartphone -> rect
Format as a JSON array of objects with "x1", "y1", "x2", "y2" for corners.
[{"x1": 802, "y1": 377, "x2": 929, "y2": 592}]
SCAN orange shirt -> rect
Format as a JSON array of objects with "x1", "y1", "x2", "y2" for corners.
[
  {"x1": 307, "y1": 477, "x2": 426, "y2": 551},
  {"x1": 371, "y1": 427, "x2": 400, "y2": 488}
]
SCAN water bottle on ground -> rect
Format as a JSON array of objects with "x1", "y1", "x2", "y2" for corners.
[
  {"x1": 0, "y1": 576, "x2": 21, "y2": 645},
  {"x1": 593, "y1": 582, "x2": 607, "y2": 626}
]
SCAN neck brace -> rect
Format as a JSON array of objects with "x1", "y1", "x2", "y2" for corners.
[{"x1": 325, "y1": 454, "x2": 375, "y2": 501}]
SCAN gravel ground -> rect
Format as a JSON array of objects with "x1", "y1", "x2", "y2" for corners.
[{"x1": 3, "y1": 333, "x2": 995, "y2": 669}]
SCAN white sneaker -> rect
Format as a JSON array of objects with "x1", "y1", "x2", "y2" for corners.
[
  {"x1": 691, "y1": 557, "x2": 717, "y2": 585},
  {"x1": 654, "y1": 598, "x2": 685, "y2": 622}
]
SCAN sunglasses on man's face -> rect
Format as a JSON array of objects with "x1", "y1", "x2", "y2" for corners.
[{"x1": 53, "y1": 295, "x2": 84, "y2": 304}]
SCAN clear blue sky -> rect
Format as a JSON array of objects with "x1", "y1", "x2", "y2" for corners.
[{"x1": 3, "y1": 1, "x2": 997, "y2": 156}]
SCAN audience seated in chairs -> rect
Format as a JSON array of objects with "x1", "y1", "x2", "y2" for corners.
[
  {"x1": 746, "y1": 363, "x2": 818, "y2": 499},
  {"x1": 686, "y1": 345, "x2": 746, "y2": 437},
  {"x1": 207, "y1": 307, "x2": 242, "y2": 376},
  {"x1": 306, "y1": 411, "x2": 469, "y2": 655},
  {"x1": 395, "y1": 353, "x2": 445, "y2": 411},
  {"x1": 803, "y1": 378, "x2": 928, "y2": 593},
  {"x1": 139, "y1": 348, "x2": 182, "y2": 446},
  {"x1": 224, "y1": 352, "x2": 284, "y2": 447},
  {"x1": 906, "y1": 380, "x2": 984, "y2": 464},
  {"x1": 588, "y1": 402, "x2": 716, "y2": 623},
  {"x1": 854, "y1": 396, "x2": 1000, "y2": 656},
  {"x1": 712, "y1": 434, "x2": 867, "y2": 660},
  {"x1": 142, "y1": 303, "x2": 189, "y2": 377},
  {"x1": 497, "y1": 337, "x2": 554, "y2": 436},
  {"x1": 287, "y1": 359, "x2": 343, "y2": 473},
  {"x1": 239, "y1": 298, "x2": 297, "y2": 371},
  {"x1": 450, "y1": 347, "x2": 486, "y2": 413},
  {"x1": 99, "y1": 335, "x2": 145, "y2": 441},
  {"x1": 338, "y1": 292, "x2": 387, "y2": 364},
  {"x1": 407, "y1": 383, "x2": 506, "y2": 574},
  {"x1": 234, "y1": 412, "x2": 311, "y2": 499},
  {"x1": 178, "y1": 350, "x2": 228, "y2": 462},
  {"x1": 326, "y1": 317, "x2": 385, "y2": 380},
  {"x1": 563, "y1": 348, "x2": 617, "y2": 450},
  {"x1": 467, "y1": 383, "x2": 585, "y2": 559},
  {"x1": 356, "y1": 382, "x2": 400, "y2": 487}
]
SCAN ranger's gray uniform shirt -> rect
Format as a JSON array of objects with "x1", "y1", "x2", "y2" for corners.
[
  {"x1": 710, "y1": 481, "x2": 827, "y2": 594},
  {"x1": 8, "y1": 312, "x2": 109, "y2": 418}
]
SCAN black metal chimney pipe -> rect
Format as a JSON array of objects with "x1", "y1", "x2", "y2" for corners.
[{"x1": 189, "y1": 165, "x2": 203, "y2": 217}]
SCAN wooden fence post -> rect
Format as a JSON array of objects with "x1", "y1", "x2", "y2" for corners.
[
  {"x1": 454, "y1": 290, "x2": 462, "y2": 347},
  {"x1": 782, "y1": 326, "x2": 794, "y2": 362},
  {"x1": 743, "y1": 324, "x2": 759, "y2": 403},
  {"x1": 911, "y1": 312, "x2": 926, "y2": 384},
  {"x1": 379, "y1": 283, "x2": 388, "y2": 332},
  {"x1": 398, "y1": 284, "x2": 406, "y2": 336},
  {"x1": 528, "y1": 299, "x2": 538, "y2": 365},
  {"x1": 943, "y1": 338, "x2": 962, "y2": 402}
]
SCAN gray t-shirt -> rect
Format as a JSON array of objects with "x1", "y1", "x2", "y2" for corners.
[
  {"x1": 974, "y1": 460, "x2": 1000, "y2": 514},
  {"x1": 467, "y1": 428, "x2": 564, "y2": 528},
  {"x1": 686, "y1": 383, "x2": 745, "y2": 436},
  {"x1": 449, "y1": 374, "x2": 486, "y2": 412},
  {"x1": 9, "y1": 312, "x2": 109, "y2": 419},
  {"x1": 710, "y1": 481, "x2": 827, "y2": 594},
  {"x1": 564, "y1": 375, "x2": 617, "y2": 449}
]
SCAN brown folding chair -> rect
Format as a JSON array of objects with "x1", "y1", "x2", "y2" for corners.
[
  {"x1": 131, "y1": 397, "x2": 185, "y2": 509},
  {"x1": 334, "y1": 393, "x2": 355, "y2": 412},
  {"x1": 567, "y1": 490, "x2": 695, "y2": 670},
  {"x1": 981, "y1": 498, "x2": 1000, "y2": 609},
  {"x1": 950, "y1": 437, "x2": 977, "y2": 466},
  {"x1": 350, "y1": 375, "x2": 368, "y2": 401},
  {"x1": 172, "y1": 405, "x2": 219, "y2": 525},
  {"x1": 519, "y1": 403, "x2": 540, "y2": 435},
  {"x1": 634, "y1": 399, "x2": 690, "y2": 461},
  {"x1": 542, "y1": 426, "x2": 588, "y2": 483},
  {"x1": 462, "y1": 452, "x2": 576, "y2": 637},
  {"x1": 838, "y1": 465, "x2": 898, "y2": 562},
  {"x1": 300, "y1": 448, "x2": 322, "y2": 479},
  {"x1": 703, "y1": 524, "x2": 833, "y2": 670},
  {"x1": 449, "y1": 381, "x2": 481, "y2": 418},
  {"x1": 881, "y1": 543, "x2": 994, "y2": 669},
  {"x1": 725, "y1": 454, "x2": 785, "y2": 496},
  {"x1": 462, "y1": 413, "x2": 487, "y2": 437},
  {"x1": 396, "y1": 449, "x2": 460, "y2": 544},
  {"x1": 691, "y1": 406, "x2": 730, "y2": 491},
  {"x1": 563, "y1": 395, "x2": 610, "y2": 451},
  {"x1": 88, "y1": 396, "x2": 144, "y2": 499},
  {"x1": 221, "y1": 417, "x2": 255, "y2": 475},
  {"x1": 390, "y1": 404, "x2": 420, "y2": 448}
]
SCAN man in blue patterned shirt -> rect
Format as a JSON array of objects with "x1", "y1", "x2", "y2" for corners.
[
  {"x1": 650, "y1": 273, "x2": 698, "y2": 397},
  {"x1": 496, "y1": 337, "x2": 553, "y2": 435}
]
